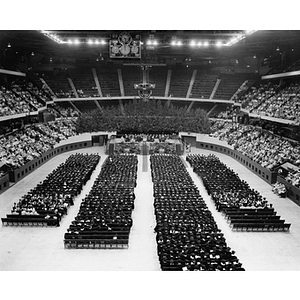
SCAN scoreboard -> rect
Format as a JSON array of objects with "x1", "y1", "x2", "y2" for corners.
[{"x1": 109, "y1": 32, "x2": 141, "y2": 59}]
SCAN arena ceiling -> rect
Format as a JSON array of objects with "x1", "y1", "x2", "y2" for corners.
[{"x1": 1, "y1": 30, "x2": 300, "y2": 66}]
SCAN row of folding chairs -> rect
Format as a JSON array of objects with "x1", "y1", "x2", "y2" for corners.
[
  {"x1": 229, "y1": 218, "x2": 285, "y2": 225},
  {"x1": 228, "y1": 215, "x2": 281, "y2": 221},
  {"x1": 232, "y1": 222, "x2": 291, "y2": 232},
  {"x1": 64, "y1": 232, "x2": 130, "y2": 240},
  {"x1": 64, "y1": 238, "x2": 129, "y2": 249},
  {"x1": 1, "y1": 217, "x2": 59, "y2": 227}
]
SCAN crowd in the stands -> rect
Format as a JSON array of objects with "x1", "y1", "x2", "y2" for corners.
[
  {"x1": 46, "y1": 104, "x2": 80, "y2": 118},
  {"x1": 151, "y1": 154, "x2": 244, "y2": 271},
  {"x1": 284, "y1": 171, "x2": 300, "y2": 188},
  {"x1": 0, "y1": 80, "x2": 49, "y2": 117},
  {"x1": 64, "y1": 155, "x2": 137, "y2": 244},
  {"x1": 9, "y1": 153, "x2": 100, "y2": 224},
  {"x1": 1, "y1": 85, "x2": 32, "y2": 116},
  {"x1": 0, "y1": 119, "x2": 77, "y2": 169},
  {"x1": 210, "y1": 121, "x2": 300, "y2": 171},
  {"x1": 237, "y1": 82, "x2": 300, "y2": 124}
]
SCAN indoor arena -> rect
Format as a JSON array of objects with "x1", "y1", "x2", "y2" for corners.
[{"x1": 1, "y1": 19, "x2": 300, "y2": 299}]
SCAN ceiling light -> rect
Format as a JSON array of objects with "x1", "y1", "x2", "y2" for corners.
[
  {"x1": 190, "y1": 40, "x2": 196, "y2": 46},
  {"x1": 171, "y1": 40, "x2": 176, "y2": 46},
  {"x1": 197, "y1": 41, "x2": 202, "y2": 46},
  {"x1": 203, "y1": 41, "x2": 209, "y2": 46},
  {"x1": 7, "y1": 43, "x2": 11, "y2": 48},
  {"x1": 245, "y1": 30, "x2": 256, "y2": 35},
  {"x1": 74, "y1": 39, "x2": 80, "y2": 44},
  {"x1": 216, "y1": 41, "x2": 223, "y2": 47},
  {"x1": 87, "y1": 39, "x2": 94, "y2": 44}
]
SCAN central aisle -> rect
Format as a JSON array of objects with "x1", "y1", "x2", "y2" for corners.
[{"x1": 128, "y1": 155, "x2": 160, "y2": 270}]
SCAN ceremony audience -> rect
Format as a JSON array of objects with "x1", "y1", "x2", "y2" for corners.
[
  {"x1": 151, "y1": 154, "x2": 244, "y2": 271},
  {"x1": 64, "y1": 155, "x2": 137, "y2": 246},
  {"x1": 187, "y1": 154, "x2": 271, "y2": 211},
  {"x1": 8, "y1": 153, "x2": 100, "y2": 225}
]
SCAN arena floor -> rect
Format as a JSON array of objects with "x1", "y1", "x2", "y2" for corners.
[{"x1": 1, "y1": 146, "x2": 300, "y2": 272}]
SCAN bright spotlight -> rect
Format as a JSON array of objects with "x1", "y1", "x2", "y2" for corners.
[
  {"x1": 190, "y1": 40, "x2": 196, "y2": 46},
  {"x1": 216, "y1": 41, "x2": 223, "y2": 47},
  {"x1": 153, "y1": 40, "x2": 158, "y2": 45},
  {"x1": 177, "y1": 41, "x2": 182, "y2": 46},
  {"x1": 203, "y1": 41, "x2": 209, "y2": 46},
  {"x1": 171, "y1": 40, "x2": 176, "y2": 46},
  {"x1": 87, "y1": 39, "x2": 94, "y2": 44},
  {"x1": 197, "y1": 41, "x2": 202, "y2": 46},
  {"x1": 68, "y1": 39, "x2": 73, "y2": 44},
  {"x1": 74, "y1": 39, "x2": 80, "y2": 44},
  {"x1": 101, "y1": 40, "x2": 106, "y2": 45}
]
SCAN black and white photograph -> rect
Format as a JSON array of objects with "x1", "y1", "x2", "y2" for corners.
[{"x1": 0, "y1": 2, "x2": 299, "y2": 299}]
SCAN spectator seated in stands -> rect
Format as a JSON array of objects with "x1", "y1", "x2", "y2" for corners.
[
  {"x1": 46, "y1": 103, "x2": 80, "y2": 118},
  {"x1": 237, "y1": 82, "x2": 300, "y2": 124},
  {"x1": 0, "y1": 119, "x2": 77, "y2": 169},
  {"x1": 0, "y1": 79, "x2": 50, "y2": 117},
  {"x1": 210, "y1": 122, "x2": 300, "y2": 171},
  {"x1": 285, "y1": 170, "x2": 300, "y2": 188}
]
